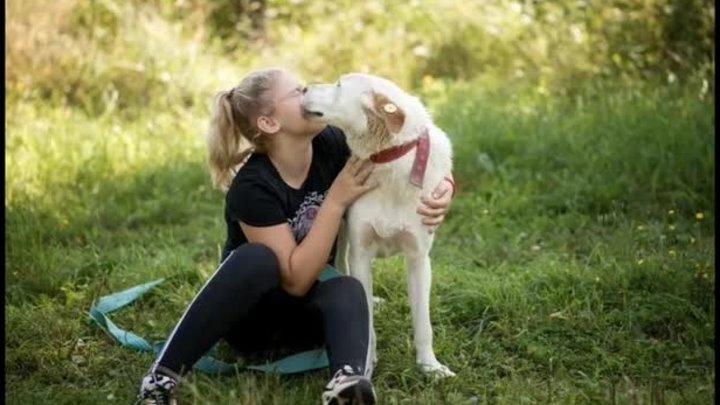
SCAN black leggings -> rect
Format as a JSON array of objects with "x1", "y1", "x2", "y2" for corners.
[{"x1": 150, "y1": 243, "x2": 371, "y2": 379}]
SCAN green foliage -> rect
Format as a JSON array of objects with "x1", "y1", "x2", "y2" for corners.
[
  {"x1": 6, "y1": 0, "x2": 714, "y2": 114},
  {"x1": 6, "y1": 0, "x2": 242, "y2": 118},
  {"x1": 428, "y1": 79, "x2": 715, "y2": 215}
]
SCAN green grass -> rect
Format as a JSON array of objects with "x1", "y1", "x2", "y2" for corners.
[{"x1": 5, "y1": 80, "x2": 714, "y2": 405}]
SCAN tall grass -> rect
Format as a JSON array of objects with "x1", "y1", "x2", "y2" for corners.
[{"x1": 6, "y1": 79, "x2": 714, "y2": 404}]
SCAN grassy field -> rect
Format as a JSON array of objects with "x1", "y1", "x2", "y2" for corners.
[{"x1": 5, "y1": 77, "x2": 714, "y2": 405}]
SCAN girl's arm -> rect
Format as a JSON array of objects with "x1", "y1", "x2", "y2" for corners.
[{"x1": 241, "y1": 158, "x2": 376, "y2": 297}]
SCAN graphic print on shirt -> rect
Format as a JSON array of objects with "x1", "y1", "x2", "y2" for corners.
[{"x1": 288, "y1": 191, "x2": 328, "y2": 242}]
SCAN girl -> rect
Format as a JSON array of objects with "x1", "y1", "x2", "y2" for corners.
[{"x1": 136, "y1": 67, "x2": 455, "y2": 405}]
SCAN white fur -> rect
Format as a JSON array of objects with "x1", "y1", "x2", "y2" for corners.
[{"x1": 303, "y1": 73, "x2": 455, "y2": 378}]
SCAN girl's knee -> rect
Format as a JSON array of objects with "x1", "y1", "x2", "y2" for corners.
[
  {"x1": 319, "y1": 276, "x2": 367, "y2": 304},
  {"x1": 222, "y1": 243, "x2": 281, "y2": 286}
]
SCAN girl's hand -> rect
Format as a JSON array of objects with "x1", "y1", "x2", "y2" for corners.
[
  {"x1": 326, "y1": 157, "x2": 378, "y2": 210},
  {"x1": 417, "y1": 178, "x2": 454, "y2": 230}
]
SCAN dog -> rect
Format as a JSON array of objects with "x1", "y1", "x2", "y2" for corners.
[{"x1": 302, "y1": 73, "x2": 455, "y2": 378}]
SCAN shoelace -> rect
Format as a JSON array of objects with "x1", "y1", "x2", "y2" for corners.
[
  {"x1": 148, "y1": 388, "x2": 172, "y2": 405},
  {"x1": 135, "y1": 374, "x2": 176, "y2": 405},
  {"x1": 327, "y1": 365, "x2": 357, "y2": 387},
  {"x1": 134, "y1": 386, "x2": 171, "y2": 405}
]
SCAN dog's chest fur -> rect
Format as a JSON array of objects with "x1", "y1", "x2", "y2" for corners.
[{"x1": 346, "y1": 124, "x2": 452, "y2": 257}]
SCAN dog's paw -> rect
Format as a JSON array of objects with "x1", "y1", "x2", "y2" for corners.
[{"x1": 418, "y1": 362, "x2": 456, "y2": 379}]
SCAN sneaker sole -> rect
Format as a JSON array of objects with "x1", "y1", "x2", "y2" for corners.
[{"x1": 327, "y1": 378, "x2": 376, "y2": 405}]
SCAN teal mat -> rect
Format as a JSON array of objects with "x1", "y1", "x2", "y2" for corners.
[{"x1": 88, "y1": 267, "x2": 340, "y2": 375}]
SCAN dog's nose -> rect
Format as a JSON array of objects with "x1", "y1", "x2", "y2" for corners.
[{"x1": 302, "y1": 86, "x2": 308, "y2": 94}]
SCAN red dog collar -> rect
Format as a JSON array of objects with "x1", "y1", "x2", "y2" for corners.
[{"x1": 369, "y1": 128, "x2": 430, "y2": 188}]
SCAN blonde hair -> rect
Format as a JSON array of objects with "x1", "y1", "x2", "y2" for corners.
[{"x1": 206, "y1": 68, "x2": 286, "y2": 192}]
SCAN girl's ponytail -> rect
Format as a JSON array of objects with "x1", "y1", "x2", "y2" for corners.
[
  {"x1": 207, "y1": 90, "x2": 254, "y2": 192},
  {"x1": 206, "y1": 68, "x2": 284, "y2": 192}
]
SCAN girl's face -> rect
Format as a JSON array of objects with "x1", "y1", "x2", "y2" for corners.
[{"x1": 266, "y1": 72, "x2": 326, "y2": 136}]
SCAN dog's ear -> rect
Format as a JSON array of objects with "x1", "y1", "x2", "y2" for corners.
[{"x1": 371, "y1": 92, "x2": 406, "y2": 134}]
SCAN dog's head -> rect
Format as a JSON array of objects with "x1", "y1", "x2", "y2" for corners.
[{"x1": 302, "y1": 73, "x2": 415, "y2": 153}]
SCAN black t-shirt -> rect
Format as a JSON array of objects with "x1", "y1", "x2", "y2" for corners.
[{"x1": 221, "y1": 126, "x2": 351, "y2": 263}]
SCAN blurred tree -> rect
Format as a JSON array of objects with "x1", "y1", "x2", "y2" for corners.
[
  {"x1": 209, "y1": 0, "x2": 267, "y2": 46},
  {"x1": 6, "y1": 0, "x2": 714, "y2": 109},
  {"x1": 659, "y1": 0, "x2": 714, "y2": 76}
]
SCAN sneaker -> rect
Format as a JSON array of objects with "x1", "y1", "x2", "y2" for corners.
[
  {"x1": 136, "y1": 372, "x2": 178, "y2": 405},
  {"x1": 321, "y1": 365, "x2": 376, "y2": 405}
]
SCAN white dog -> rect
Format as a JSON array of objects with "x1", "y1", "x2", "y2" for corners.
[{"x1": 302, "y1": 73, "x2": 455, "y2": 378}]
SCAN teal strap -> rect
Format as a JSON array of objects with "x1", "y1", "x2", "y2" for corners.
[{"x1": 88, "y1": 266, "x2": 341, "y2": 375}]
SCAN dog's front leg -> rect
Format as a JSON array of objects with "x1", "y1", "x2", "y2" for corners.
[
  {"x1": 333, "y1": 219, "x2": 350, "y2": 276},
  {"x1": 348, "y1": 236, "x2": 377, "y2": 377},
  {"x1": 406, "y1": 253, "x2": 456, "y2": 378}
]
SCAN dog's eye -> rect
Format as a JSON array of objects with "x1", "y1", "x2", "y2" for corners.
[{"x1": 336, "y1": 81, "x2": 341, "y2": 88}]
